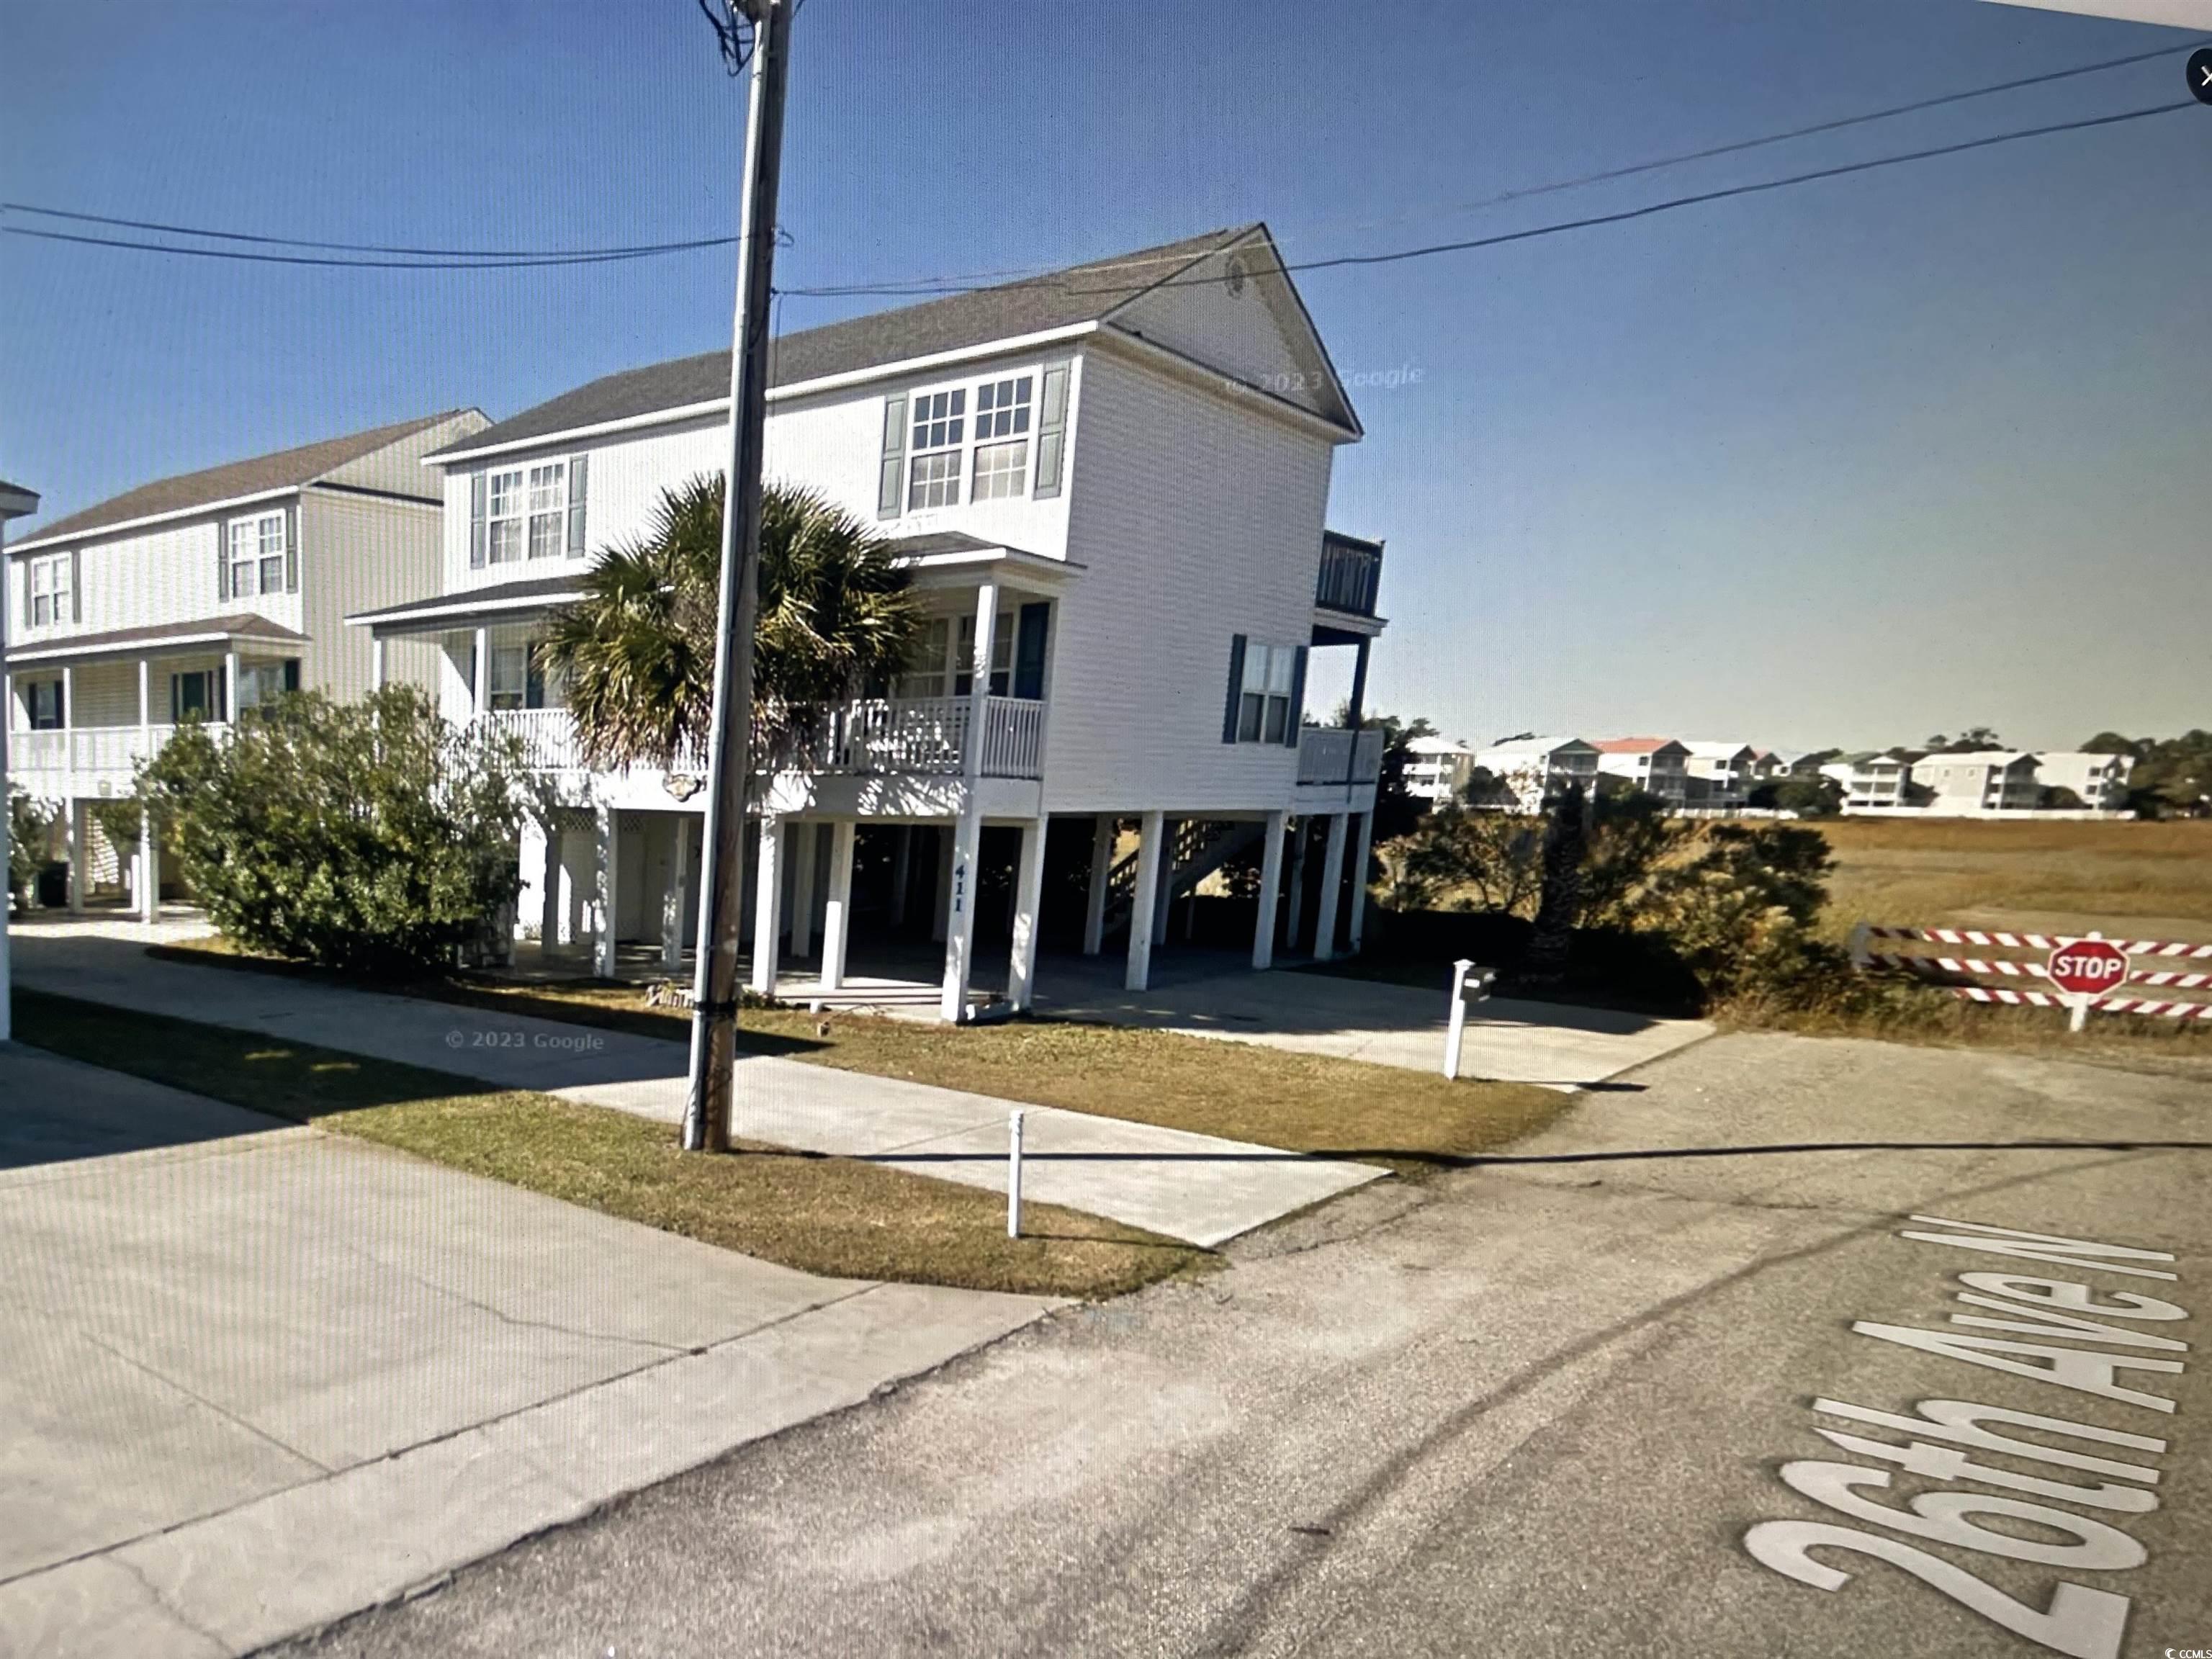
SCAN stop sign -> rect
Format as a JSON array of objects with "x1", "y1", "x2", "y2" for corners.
[{"x1": 2047, "y1": 938, "x2": 2130, "y2": 997}]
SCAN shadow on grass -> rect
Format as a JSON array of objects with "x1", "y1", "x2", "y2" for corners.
[
  {"x1": 142, "y1": 941, "x2": 826, "y2": 1058},
  {"x1": 10, "y1": 988, "x2": 514, "y2": 1169}
]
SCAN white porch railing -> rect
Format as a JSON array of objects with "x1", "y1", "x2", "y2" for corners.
[
  {"x1": 477, "y1": 694, "x2": 1048, "y2": 783},
  {"x1": 481, "y1": 708, "x2": 588, "y2": 772},
  {"x1": 1297, "y1": 725, "x2": 1385, "y2": 786},
  {"x1": 10, "y1": 723, "x2": 218, "y2": 786}
]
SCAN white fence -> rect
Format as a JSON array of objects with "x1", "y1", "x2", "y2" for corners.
[{"x1": 1852, "y1": 924, "x2": 2212, "y2": 1021}]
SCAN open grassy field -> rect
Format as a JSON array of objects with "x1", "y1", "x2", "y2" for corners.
[{"x1": 1815, "y1": 817, "x2": 2212, "y2": 943}]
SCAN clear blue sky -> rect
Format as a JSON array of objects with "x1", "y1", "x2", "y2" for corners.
[{"x1": 4, "y1": 0, "x2": 2207, "y2": 752}]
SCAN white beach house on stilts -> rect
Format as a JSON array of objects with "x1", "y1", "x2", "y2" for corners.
[{"x1": 349, "y1": 226, "x2": 1385, "y2": 1019}]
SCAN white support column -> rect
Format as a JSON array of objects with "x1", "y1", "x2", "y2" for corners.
[
  {"x1": 750, "y1": 817, "x2": 783, "y2": 998},
  {"x1": 224, "y1": 648, "x2": 241, "y2": 723},
  {"x1": 540, "y1": 816, "x2": 564, "y2": 953},
  {"x1": 939, "y1": 807, "x2": 986, "y2": 1022},
  {"x1": 890, "y1": 824, "x2": 913, "y2": 927},
  {"x1": 1007, "y1": 815, "x2": 1048, "y2": 1012},
  {"x1": 661, "y1": 814, "x2": 693, "y2": 971},
  {"x1": 60, "y1": 665, "x2": 76, "y2": 875},
  {"x1": 371, "y1": 635, "x2": 387, "y2": 691},
  {"x1": 1345, "y1": 811, "x2": 1375, "y2": 955},
  {"x1": 1252, "y1": 809, "x2": 1287, "y2": 971},
  {"x1": 940, "y1": 580, "x2": 1001, "y2": 1023},
  {"x1": 787, "y1": 817, "x2": 817, "y2": 960},
  {"x1": 1082, "y1": 814, "x2": 1114, "y2": 956},
  {"x1": 1125, "y1": 809, "x2": 1165, "y2": 992},
  {"x1": 65, "y1": 799, "x2": 84, "y2": 914},
  {"x1": 471, "y1": 627, "x2": 490, "y2": 719},
  {"x1": 137, "y1": 657, "x2": 157, "y2": 922},
  {"x1": 1285, "y1": 817, "x2": 1309, "y2": 953},
  {"x1": 138, "y1": 806, "x2": 160, "y2": 925},
  {"x1": 1313, "y1": 811, "x2": 1349, "y2": 963},
  {"x1": 1151, "y1": 817, "x2": 1177, "y2": 947},
  {"x1": 932, "y1": 827, "x2": 953, "y2": 944},
  {"x1": 593, "y1": 804, "x2": 621, "y2": 979},
  {"x1": 819, "y1": 819, "x2": 856, "y2": 994}
]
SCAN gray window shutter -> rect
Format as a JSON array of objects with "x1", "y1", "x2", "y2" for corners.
[
  {"x1": 71, "y1": 549, "x2": 83, "y2": 621},
  {"x1": 469, "y1": 472, "x2": 488, "y2": 569},
  {"x1": 1222, "y1": 634, "x2": 1247, "y2": 744},
  {"x1": 1033, "y1": 361, "x2": 1071, "y2": 498},
  {"x1": 284, "y1": 503, "x2": 300, "y2": 592},
  {"x1": 1285, "y1": 646, "x2": 1309, "y2": 747},
  {"x1": 215, "y1": 523, "x2": 228, "y2": 600},
  {"x1": 566, "y1": 454, "x2": 589, "y2": 556},
  {"x1": 878, "y1": 394, "x2": 907, "y2": 518}
]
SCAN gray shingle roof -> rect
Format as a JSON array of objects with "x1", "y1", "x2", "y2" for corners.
[
  {"x1": 19, "y1": 411, "x2": 473, "y2": 547},
  {"x1": 6, "y1": 611, "x2": 309, "y2": 666},
  {"x1": 431, "y1": 226, "x2": 1264, "y2": 459},
  {"x1": 347, "y1": 572, "x2": 586, "y2": 628}
]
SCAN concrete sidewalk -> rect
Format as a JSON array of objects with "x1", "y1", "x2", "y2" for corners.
[
  {"x1": 0, "y1": 1043, "x2": 1051, "y2": 1659},
  {"x1": 1036, "y1": 949, "x2": 1713, "y2": 1089},
  {"x1": 12, "y1": 919, "x2": 1383, "y2": 1247}
]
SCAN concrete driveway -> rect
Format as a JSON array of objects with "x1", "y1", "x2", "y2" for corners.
[
  {"x1": 1037, "y1": 948, "x2": 1712, "y2": 1088},
  {"x1": 12, "y1": 918, "x2": 1383, "y2": 1246},
  {"x1": 0, "y1": 1043, "x2": 1052, "y2": 1659}
]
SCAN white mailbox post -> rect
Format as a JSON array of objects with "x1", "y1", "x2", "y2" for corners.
[{"x1": 1443, "y1": 958, "x2": 1496, "y2": 1081}]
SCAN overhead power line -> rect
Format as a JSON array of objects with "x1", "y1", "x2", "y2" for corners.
[
  {"x1": 782, "y1": 99, "x2": 2198, "y2": 302},
  {"x1": 1, "y1": 54, "x2": 2198, "y2": 279}
]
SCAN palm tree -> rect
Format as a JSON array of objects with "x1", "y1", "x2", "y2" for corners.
[{"x1": 540, "y1": 475, "x2": 922, "y2": 775}]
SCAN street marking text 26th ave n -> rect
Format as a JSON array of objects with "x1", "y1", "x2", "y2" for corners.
[{"x1": 1744, "y1": 1215, "x2": 2190, "y2": 1659}]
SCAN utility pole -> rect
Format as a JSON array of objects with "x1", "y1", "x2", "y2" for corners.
[{"x1": 685, "y1": 0, "x2": 793, "y2": 1153}]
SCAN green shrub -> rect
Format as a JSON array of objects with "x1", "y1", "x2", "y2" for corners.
[
  {"x1": 8, "y1": 786, "x2": 55, "y2": 903},
  {"x1": 138, "y1": 687, "x2": 541, "y2": 976}
]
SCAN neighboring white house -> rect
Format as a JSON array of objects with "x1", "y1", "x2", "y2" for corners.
[
  {"x1": 1910, "y1": 750, "x2": 2042, "y2": 814},
  {"x1": 1592, "y1": 737, "x2": 1691, "y2": 806},
  {"x1": 1820, "y1": 750, "x2": 1915, "y2": 810},
  {"x1": 1466, "y1": 735, "x2": 1600, "y2": 814},
  {"x1": 4, "y1": 413, "x2": 486, "y2": 917},
  {"x1": 2033, "y1": 750, "x2": 2134, "y2": 811},
  {"x1": 350, "y1": 225, "x2": 1388, "y2": 1020},
  {"x1": 1681, "y1": 740, "x2": 1758, "y2": 811},
  {"x1": 1403, "y1": 735, "x2": 1478, "y2": 805},
  {"x1": 1, "y1": 475, "x2": 41, "y2": 1043}
]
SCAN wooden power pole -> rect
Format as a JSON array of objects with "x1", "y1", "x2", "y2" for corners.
[{"x1": 685, "y1": 0, "x2": 793, "y2": 1152}]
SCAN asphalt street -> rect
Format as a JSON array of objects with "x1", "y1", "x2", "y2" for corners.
[{"x1": 277, "y1": 1030, "x2": 2211, "y2": 1659}]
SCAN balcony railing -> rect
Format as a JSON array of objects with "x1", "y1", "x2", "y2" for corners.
[
  {"x1": 10, "y1": 723, "x2": 220, "y2": 784},
  {"x1": 1297, "y1": 724, "x2": 1385, "y2": 786},
  {"x1": 478, "y1": 694, "x2": 1048, "y2": 783},
  {"x1": 1316, "y1": 533, "x2": 1383, "y2": 617}
]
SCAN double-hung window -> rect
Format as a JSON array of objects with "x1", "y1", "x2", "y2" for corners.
[
  {"x1": 28, "y1": 678, "x2": 65, "y2": 729},
  {"x1": 487, "y1": 642, "x2": 549, "y2": 711},
  {"x1": 27, "y1": 554, "x2": 71, "y2": 626},
  {"x1": 907, "y1": 390, "x2": 966, "y2": 510},
  {"x1": 894, "y1": 617, "x2": 952, "y2": 700},
  {"x1": 969, "y1": 377, "x2": 1032, "y2": 500},
  {"x1": 228, "y1": 512, "x2": 285, "y2": 597},
  {"x1": 955, "y1": 611, "x2": 1015, "y2": 697},
  {"x1": 486, "y1": 462, "x2": 564, "y2": 564},
  {"x1": 1237, "y1": 643, "x2": 1296, "y2": 743}
]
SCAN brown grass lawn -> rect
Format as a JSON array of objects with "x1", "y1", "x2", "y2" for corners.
[
  {"x1": 13, "y1": 987, "x2": 1210, "y2": 1300},
  {"x1": 1815, "y1": 817, "x2": 2212, "y2": 943},
  {"x1": 148, "y1": 938, "x2": 1569, "y2": 1177}
]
